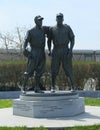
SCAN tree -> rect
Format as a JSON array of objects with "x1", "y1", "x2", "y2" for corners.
[{"x1": 0, "y1": 26, "x2": 28, "y2": 54}]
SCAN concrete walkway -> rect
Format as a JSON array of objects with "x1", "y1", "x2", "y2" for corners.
[{"x1": 0, "y1": 106, "x2": 100, "y2": 128}]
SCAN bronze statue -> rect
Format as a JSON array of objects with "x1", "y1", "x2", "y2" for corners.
[
  {"x1": 48, "y1": 13, "x2": 75, "y2": 92},
  {"x1": 23, "y1": 15, "x2": 49, "y2": 93}
]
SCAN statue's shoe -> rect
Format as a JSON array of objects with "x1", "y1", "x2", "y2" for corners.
[
  {"x1": 34, "y1": 87, "x2": 44, "y2": 93},
  {"x1": 50, "y1": 87, "x2": 55, "y2": 93}
]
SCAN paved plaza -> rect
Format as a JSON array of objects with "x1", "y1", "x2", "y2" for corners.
[{"x1": 0, "y1": 106, "x2": 100, "y2": 128}]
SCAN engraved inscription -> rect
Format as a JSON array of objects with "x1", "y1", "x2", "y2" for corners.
[{"x1": 14, "y1": 103, "x2": 32, "y2": 111}]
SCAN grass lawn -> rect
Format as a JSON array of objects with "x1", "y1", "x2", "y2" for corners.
[
  {"x1": 85, "y1": 97, "x2": 100, "y2": 106},
  {"x1": 66, "y1": 125, "x2": 100, "y2": 130},
  {"x1": 0, "y1": 99, "x2": 13, "y2": 108},
  {"x1": 0, "y1": 125, "x2": 100, "y2": 130},
  {"x1": 0, "y1": 126, "x2": 48, "y2": 130}
]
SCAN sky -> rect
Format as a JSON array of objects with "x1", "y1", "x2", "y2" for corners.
[{"x1": 0, "y1": 0, "x2": 100, "y2": 50}]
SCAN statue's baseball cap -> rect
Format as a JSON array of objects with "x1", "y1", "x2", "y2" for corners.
[
  {"x1": 56, "y1": 13, "x2": 63, "y2": 18},
  {"x1": 34, "y1": 15, "x2": 44, "y2": 21}
]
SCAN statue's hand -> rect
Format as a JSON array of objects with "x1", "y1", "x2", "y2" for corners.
[
  {"x1": 23, "y1": 49, "x2": 33, "y2": 59},
  {"x1": 23, "y1": 49, "x2": 29, "y2": 58},
  {"x1": 48, "y1": 51, "x2": 52, "y2": 56},
  {"x1": 68, "y1": 50, "x2": 72, "y2": 58}
]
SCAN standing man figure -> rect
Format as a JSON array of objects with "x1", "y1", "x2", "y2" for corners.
[
  {"x1": 48, "y1": 13, "x2": 75, "y2": 92},
  {"x1": 23, "y1": 15, "x2": 48, "y2": 93}
]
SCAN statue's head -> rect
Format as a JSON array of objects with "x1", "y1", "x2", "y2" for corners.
[
  {"x1": 56, "y1": 13, "x2": 64, "y2": 25},
  {"x1": 34, "y1": 15, "x2": 44, "y2": 27},
  {"x1": 56, "y1": 13, "x2": 63, "y2": 18}
]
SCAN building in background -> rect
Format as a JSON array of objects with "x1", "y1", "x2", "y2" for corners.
[{"x1": 0, "y1": 49, "x2": 100, "y2": 62}]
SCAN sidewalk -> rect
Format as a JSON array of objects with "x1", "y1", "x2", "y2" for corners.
[{"x1": 0, "y1": 106, "x2": 100, "y2": 128}]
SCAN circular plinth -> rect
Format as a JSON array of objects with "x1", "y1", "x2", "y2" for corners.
[
  {"x1": 20, "y1": 91, "x2": 78, "y2": 101},
  {"x1": 13, "y1": 90, "x2": 85, "y2": 118}
]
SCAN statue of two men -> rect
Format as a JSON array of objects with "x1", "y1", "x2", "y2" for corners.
[{"x1": 22, "y1": 13, "x2": 75, "y2": 93}]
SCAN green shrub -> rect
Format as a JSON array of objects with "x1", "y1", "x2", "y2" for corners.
[
  {"x1": 0, "y1": 61, "x2": 26, "y2": 91},
  {"x1": 73, "y1": 62, "x2": 100, "y2": 90},
  {"x1": 0, "y1": 61, "x2": 100, "y2": 91}
]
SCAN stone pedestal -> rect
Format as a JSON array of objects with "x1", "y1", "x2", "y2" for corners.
[{"x1": 13, "y1": 91, "x2": 85, "y2": 118}]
